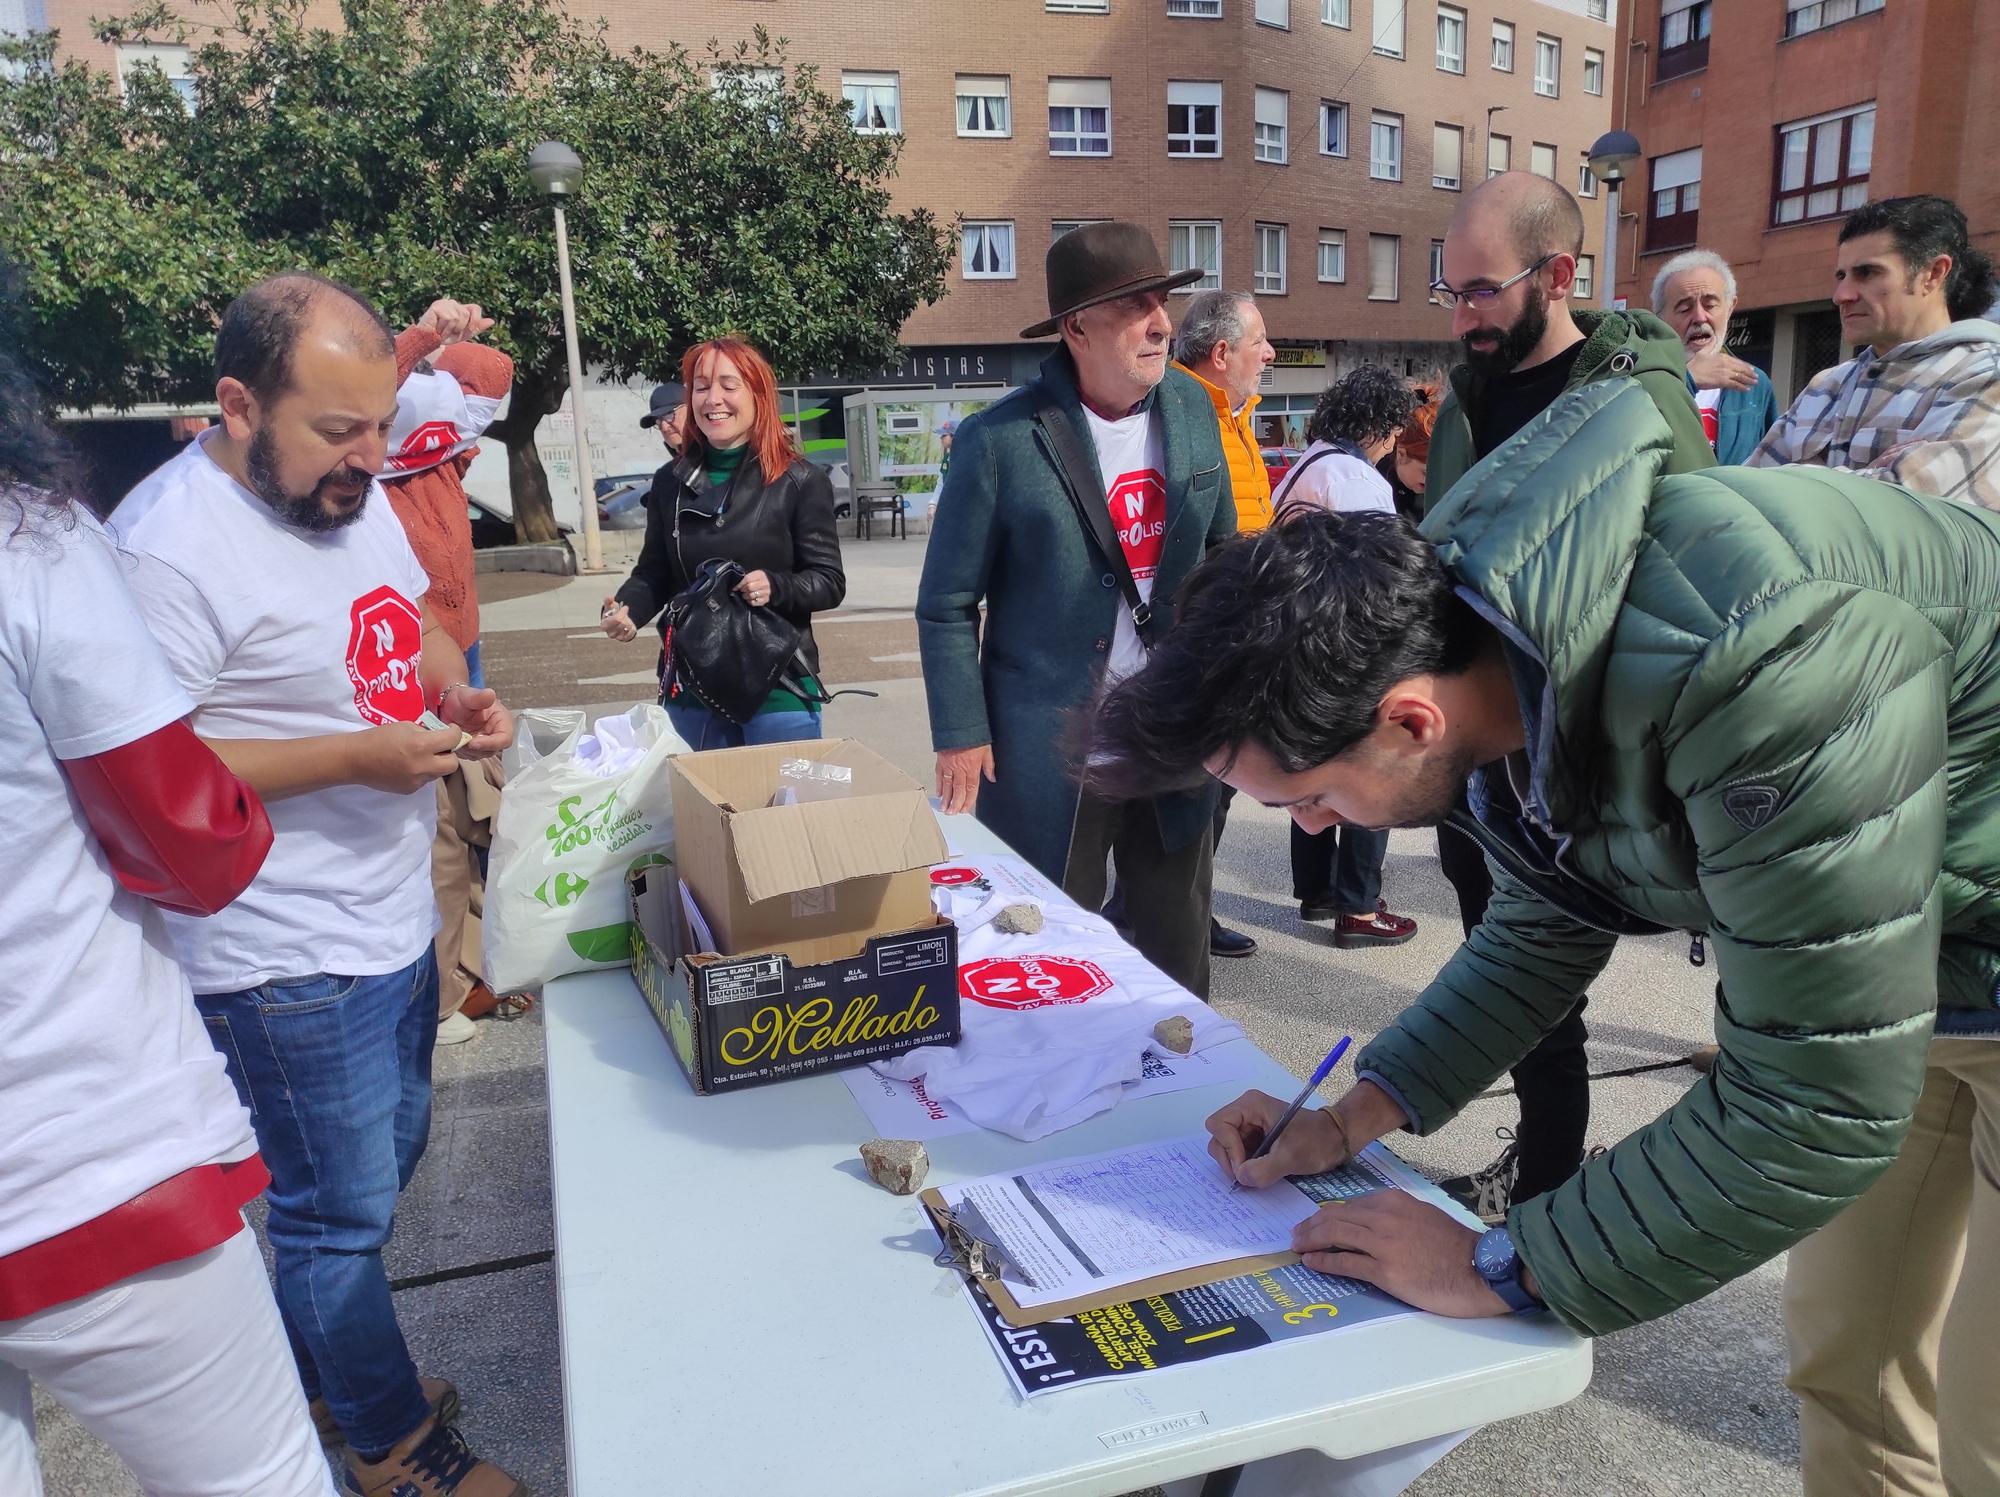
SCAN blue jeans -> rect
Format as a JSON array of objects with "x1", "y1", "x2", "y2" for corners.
[
  {"x1": 195, "y1": 950, "x2": 438, "y2": 1459},
  {"x1": 1290, "y1": 820, "x2": 1389, "y2": 913},
  {"x1": 666, "y1": 699, "x2": 822, "y2": 751}
]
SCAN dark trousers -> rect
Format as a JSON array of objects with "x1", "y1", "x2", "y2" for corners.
[
  {"x1": 1291, "y1": 821, "x2": 1390, "y2": 914},
  {"x1": 1436, "y1": 821, "x2": 1591, "y2": 1201},
  {"x1": 1066, "y1": 792, "x2": 1215, "y2": 999}
]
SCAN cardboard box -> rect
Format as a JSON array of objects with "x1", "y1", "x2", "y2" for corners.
[
  {"x1": 628, "y1": 865, "x2": 960, "y2": 1095},
  {"x1": 668, "y1": 740, "x2": 946, "y2": 964}
]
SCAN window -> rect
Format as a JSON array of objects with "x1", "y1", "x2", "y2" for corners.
[
  {"x1": 1323, "y1": 0, "x2": 1351, "y2": 25},
  {"x1": 1534, "y1": 36, "x2": 1559, "y2": 96},
  {"x1": 1046, "y1": 0, "x2": 1109, "y2": 10},
  {"x1": 1320, "y1": 100, "x2": 1349, "y2": 156},
  {"x1": 1169, "y1": 220, "x2": 1223, "y2": 290},
  {"x1": 1255, "y1": 88, "x2": 1289, "y2": 163},
  {"x1": 955, "y1": 76, "x2": 1011, "y2": 137},
  {"x1": 1432, "y1": 123, "x2": 1463, "y2": 190},
  {"x1": 1168, "y1": 80, "x2": 1223, "y2": 157},
  {"x1": 1256, "y1": 0, "x2": 1290, "y2": 26},
  {"x1": 1168, "y1": 0, "x2": 1224, "y2": 13},
  {"x1": 961, "y1": 221, "x2": 1016, "y2": 279},
  {"x1": 1575, "y1": 255, "x2": 1595, "y2": 301},
  {"x1": 1373, "y1": 0, "x2": 1405, "y2": 57},
  {"x1": 1051, "y1": 219, "x2": 1107, "y2": 239},
  {"x1": 114, "y1": 43, "x2": 196, "y2": 109},
  {"x1": 1048, "y1": 77, "x2": 1112, "y2": 155},
  {"x1": 1429, "y1": 238, "x2": 1446, "y2": 289},
  {"x1": 1531, "y1": 142, "x2": 1556, "y2": 180},
  {"x1": 1658, "y1": 0, "x2": 1712, "y2": 81},
  {"x1": 1370, "y1": 111, "x2": 1402, "y2": 181},
  {"x1": 1584, "y1": 48, "x2": 1604, "y2": 95},
  {"x1": 1436, "y1": 6, "x2": 1466, "y2": 72},
  {"x1": 1368, "y1": 234, "x2": 1400, "y2": 301},
  {"x1": 1255, "y1": 223, "x2": 1288, "y2": 293},
  {"x1": 1488, "y1": 133, "x2": 1510, "y2": 177},
  {"x1": 1587, "y1": 0, "x2": 1608, "y2": 17},
  {"x1": 1317, "y1": 229, "x2": 1347, "y2": 282},
  {"x1": 842, "y1": 72, "x2": 900, "y2": 133},
  {"x1": 1491, "y1": 20, "x2": 1514, "y2": 71},
  {"x1": 1578, "y1": 158, "x2": 1598, "y2": 197},
  {"x1": 1774, "y1": 103, "x2": 1875, "y2": 225},
  {"x1": 1648, "y1": 146, "x2": 1703, "y2": 248},
  {"x1": 1786, "y1": 0, "x2": 1884, "y2": 39}
]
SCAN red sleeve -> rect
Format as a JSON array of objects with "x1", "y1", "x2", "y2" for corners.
[
  {"x1": 63, "y1": 722, "x2": 274, "y2": 917},
  {"x1": 394, "y1": 325, "x2": 444, "y2": 385}
]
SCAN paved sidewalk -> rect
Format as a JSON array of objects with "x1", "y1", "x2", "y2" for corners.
[{"x1": 38, "y1": 527, "x2": 1805, "y2": 1496}]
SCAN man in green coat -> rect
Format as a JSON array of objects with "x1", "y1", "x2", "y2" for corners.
[
  {"x1": 1422, "y1": 172, "x2": 1716, "y2": 1222},
  {"x1": 1085, "y1": 379, "x2": 2000, "y2": 1495}
]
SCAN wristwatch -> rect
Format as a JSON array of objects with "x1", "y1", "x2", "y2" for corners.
[{"x1": 1474, "y1": 1227, "x2": 1542, "y2": 1314}]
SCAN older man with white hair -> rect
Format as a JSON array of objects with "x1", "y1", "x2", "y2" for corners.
[{"x1": 1651, "y1": 249, "x2": 1780, "y2": 464}]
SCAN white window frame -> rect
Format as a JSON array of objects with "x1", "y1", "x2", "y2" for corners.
[
  {"x1": 1488, "y1": 133, "x2": 1510, "y2": 177},
  {"x1": 1255, "y1": 0, "x2": 1290, "y2": 27},
  {"x1": 1575, "y1": 255, "x2": 1595, "y2": 301},
  {"x1": 961, "y1": 221, "x2": 1017, "y2": 280},
  {"x1": 1046, "y1": 0, "x2": 1110, "y2": 11},
  {"x1": 955, "y1": 75, "x2": 1012, "y2": 138},
  {"x1": 1370, "y1": 111, "x2": 1402, "y2": 181},
  {"x1": 1169, "y1": 219, "x2": 1223, "y2": 291},
  {"x1": 1168, "y1": 80, "x2": 1223, "y2": 158},
  {"x1": 114, "y1": 43, "x2": 196, "y2": 109},
  {"x1": 842, "y1": 71, "x2": 901, "y2": 134},
  {"x1": 1774, "y1": 102, "x2": 1875, "y2": 225},
  {"x1": 1254, "y1": 223, "x2": 1288, "y2": 294},
  {"x1": 1432, "y1": 122, "x2": 1463, "y2": 190},
  {"x1": 1373, "y1": 0, "x2": 1406, "y2": 57},
  {"x1": 1530, "y1": 141, "x2": 1557, "y2": 180},
  {"x1": 1319, "y1": 99, "x2": 1349, "y2": 157},
  {"x1": 1048, "y1": 77, "x2": 1113, "y2": 156},
  {"x1": 1436, "y1": 6, "x2": 1466, "y2": 73},
  {"x1": 1534, "y1": 35, "x2": 1559, "y2": 96},
  {"x1": 1322, "y1": 0, "x2": 1350, "y2": 25},
  {"x1": 1317, "y1": 228, "x2": 1347, "y2": 283},
  {"x1": 1583, "y1": 47, "x2": 1604, "y2": 96},
  {"x1": 1051, "y1": 218, "x2": 1109, "y2": 240},
  {"x1": 1491, "y1": 20, "x2": 1514, "y2": 71},
  {"x1": 1786, "y1": 0, "x2": 1885, "y2": 40},
  {"x1": 1168, "y1": 0, "x2": 1224, "y2": 15},
  {"x1": 1368, "y1": 233, "x2": 1401, "y2": 301},
  {"x1": 1578, "y1": 159, "x2": 1598, "y2": 197},
  {"x1": 1254, "y1": 87, "x2": 1289, "y2": 164},
  {"x1": 1429, "y1": 238, "x2": 1446, "y2": 291}
]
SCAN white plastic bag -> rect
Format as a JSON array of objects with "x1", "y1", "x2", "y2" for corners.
[{"x1": 484, "y1": 705, "x2": 689, "y2": 994}]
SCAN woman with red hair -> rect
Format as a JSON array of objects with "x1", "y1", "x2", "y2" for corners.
[
  {"x1": 601, "y1": 336, "x2": 845, "y2": 747},
  {"x1": 1379, "y1": 383, "x2": 1438, "y2": 524}
]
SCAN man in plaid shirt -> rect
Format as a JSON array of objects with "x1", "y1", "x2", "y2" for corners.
[{"x1": 1751, "y1": 195, "x2": 2000, "y2": 509}]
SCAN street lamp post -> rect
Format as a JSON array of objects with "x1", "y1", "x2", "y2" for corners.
[
  {"x1": 527, "y1": 140, "x2": 605, "y2": 573},
  {"x1": 1587, "y1": 129, "x2": 1642, "y2": 313}
]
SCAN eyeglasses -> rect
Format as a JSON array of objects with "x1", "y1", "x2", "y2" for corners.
[{"x1": 1429, "y1": 253, "x2": 1558, "y2": 310}]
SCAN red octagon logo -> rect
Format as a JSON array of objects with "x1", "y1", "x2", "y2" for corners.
[
  {"x1": 1106, "y1": 470, "x2": 1166, "y2": 581},
  {"x1": 386, "y1": 419, "x2": 463, "y2": 474},
  {"x1": 960, "y1": 956, "x2": 1112, "y2": 1011},
  {"x1": 345, "y1": 585, "x2": 425, "y2": 725},
  {"x1": 930, "y1": 866, "x2": 984, "y2": 886}
]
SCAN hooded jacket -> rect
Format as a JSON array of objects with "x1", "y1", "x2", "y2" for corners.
[
  {"x1": 1749, "y1": 319, "x2": 2000, "y2": 509},
  {"x1": 1358, "y1": 378, "x2": 2000, "y2": 1337},
  {"x1": 1426, "y1": 308, "x2": 1713, "y2": 506}
]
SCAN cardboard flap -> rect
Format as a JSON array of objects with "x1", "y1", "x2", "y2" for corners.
[{"x1": 729, "y1": 789, "x2": 947, "y2": 903}]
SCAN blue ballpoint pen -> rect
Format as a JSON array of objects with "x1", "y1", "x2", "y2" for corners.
[{"x1": 1231, "y1": 1035, "x2": 1353, "y2": 1190}]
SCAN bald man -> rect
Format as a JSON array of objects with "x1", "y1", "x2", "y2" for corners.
[
  {"x1": 114, "y1": 273, "x2": 525, "y2": 1496},
  {"x1": 1419, "y1": 174, "x2": 1713, "y2": 1226}
]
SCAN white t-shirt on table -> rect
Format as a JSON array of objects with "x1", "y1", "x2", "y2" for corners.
[
  {"x1": 1080, "y1": 403, "x2": 1167, "y2": 684},
  {"x1": 114, "y1": 433, "x2": 438, "y2": 993},
  {"x1": 1275, "y1": 441, "x2": 1395, "y2": 515},
  {"x1": 0, "y1": 502, "x2": 256, "y2": 1257}
]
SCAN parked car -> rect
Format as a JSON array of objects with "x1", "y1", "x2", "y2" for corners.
[
  {"x1": 468, "y1": 496, "x2": 574, "y2": 550},
  {"x1": 595, "y1": 473, "x2": 654, "y2": 530},
  {"x1": 806, "y1": 452, "x2": 854, "y2": 519},
  {"x1": 1261, "y1": 447, "x2": 1304, "y2": 494}
]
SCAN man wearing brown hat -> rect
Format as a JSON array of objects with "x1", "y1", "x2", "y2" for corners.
[{"x1": 916, "y1": 222, "x2": 1235, "y2": 995}]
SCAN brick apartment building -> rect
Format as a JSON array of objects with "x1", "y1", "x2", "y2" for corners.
[
  {"x1": 23, "y1": 0, "x2": 1616, "y2": 446},
  {"x1": 1610, "y1": 0, "x2": 2000, "y2": 406}
]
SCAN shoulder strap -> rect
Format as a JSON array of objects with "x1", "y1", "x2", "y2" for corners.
[
  {"x1": 1270, "y1": 444, "x2": 1342, "y2": 508},
  {"x1": 1030, "y1": 383, "x2": 1156, "y2": 648}
]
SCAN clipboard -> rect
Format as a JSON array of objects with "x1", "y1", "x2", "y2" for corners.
[{"x1": 921, "y1": 1188, "x2": 1302, "y2": 1329}]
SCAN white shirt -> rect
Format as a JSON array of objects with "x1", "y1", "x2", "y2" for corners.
[
  {"x1": 1080, "y1": 403, "x2": 1167, "y2": 684},
  {"x1": 1275, "y1": 441, "x2": 1395, "y2": 515},
  {"x1": 114, "y1": 434, "x2": 438, "y2": 992},
  {"x1": 0, "y1": 502, "x2": 255, "y2": 1255}
]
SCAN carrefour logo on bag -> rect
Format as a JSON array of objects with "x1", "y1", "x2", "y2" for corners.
[{"x1": 543, "y1": 790, "x2": 652, "y2": 858}]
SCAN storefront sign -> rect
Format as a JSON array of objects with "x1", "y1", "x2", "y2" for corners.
[{"x1": 1271, "y1": 344, "x2": 1327, "y2": 368}]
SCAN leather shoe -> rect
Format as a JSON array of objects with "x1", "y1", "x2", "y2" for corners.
[{"x1": 1210, "y1": 919, "x2": 1257, "y2": 958}]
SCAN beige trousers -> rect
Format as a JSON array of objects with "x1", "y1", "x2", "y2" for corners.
[
  {"x1": 1784, "y1": 1037, "x2": 2000, "y2": 1497},
  {"x1": 430, "y1": 760, "x2": 503, "y2": 1018}
]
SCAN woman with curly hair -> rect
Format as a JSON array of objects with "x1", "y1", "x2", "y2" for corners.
[{"x1": 1274, "y1": 365, "x2": 1422, "y2": 950}]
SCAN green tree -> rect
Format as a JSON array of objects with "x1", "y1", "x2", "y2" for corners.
[{"x1": 0, "y1": 0, "x2": 954, "y2": 539}]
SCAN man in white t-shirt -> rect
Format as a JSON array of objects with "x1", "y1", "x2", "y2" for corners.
[
  {"x1": 114, "y1": 272, "x2": 523, "y2": 1497},
  {"x1": 918, "y1": 223, "x2": 1236, "y2": 997}
]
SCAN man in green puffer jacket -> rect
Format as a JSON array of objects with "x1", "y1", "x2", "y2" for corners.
[{"x1": 1085, "y1": 378, "x2": 2000, "y2": 1497}]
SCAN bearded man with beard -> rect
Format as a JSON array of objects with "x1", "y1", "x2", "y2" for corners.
[
  {"x1": 1417, "y1": 174, "x2": 1714, "y2": 1225},
  {"x1": 112, "y1": 273, "x2": 527, "y2": 1497}
]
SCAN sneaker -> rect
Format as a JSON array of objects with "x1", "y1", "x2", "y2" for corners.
[
  {"x1": 314, "y1": 1377, "x2": 460, "y2": 1451},
  {"x1": 1332, "y1": 900, "x2": 1419, "y2": 949},
  {"x1": 1439, "y1": 1128, "x2": 1520, "y2": 1225},
  {"x1": 437, "y1": 1011, "x2": 479, "y2": 1045},
  {"x1": 1209, "y1": 919, "x2": 1258, "y2": 958},
  {"x1": 343, "y1": 1415, "x2": 526, "y2": 1497}
]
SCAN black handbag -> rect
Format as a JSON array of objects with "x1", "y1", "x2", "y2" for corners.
[{"x1": 661, "y1": 559, "x2": 813, "y2": 726}]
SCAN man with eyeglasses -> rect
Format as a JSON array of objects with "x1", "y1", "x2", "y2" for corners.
[{"x1": 1422, "y1": 172, "x2": 1713, "y2": 1226}]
